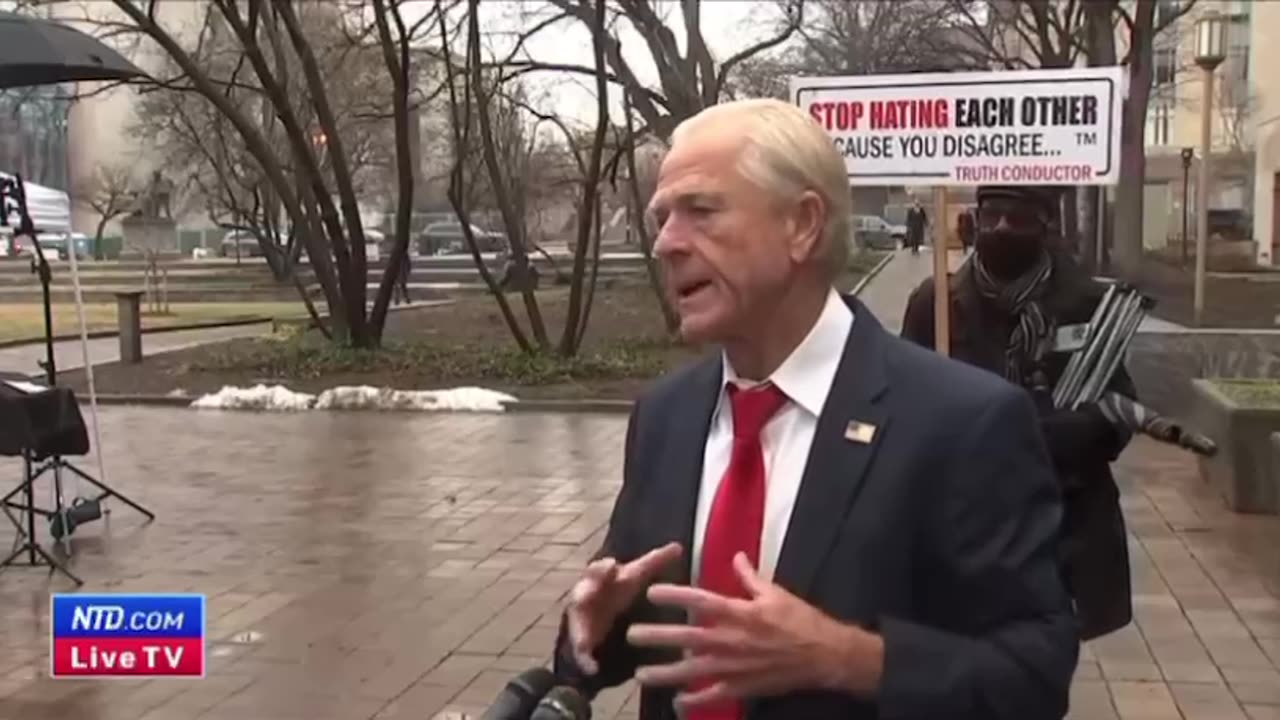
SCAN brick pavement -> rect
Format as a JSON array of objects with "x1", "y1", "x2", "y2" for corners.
[{"x1": 0, "y1": 407, "x2": 1276, "y2": 719}]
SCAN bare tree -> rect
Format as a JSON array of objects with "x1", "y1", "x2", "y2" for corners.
[
  {"x1": 720, "y1": 54, "x2": 794, "y2": 101},
  {"x1": 795, "y1": 0, "x2": 982, "y2": 76},
  {"x1": 72, "y1": 163, "x2": 137, "y2": 259},
  {"x1": 437, "y1": 0, "x2": 612, "y2": 357},
  {"x1": 494, "y1": 1, "x2": 803, "y2": 333},
  {"x1": 1083, "y1": 0, "x2": 1197, "y2": 276},
  {"x1": 935, "y1": 0, "x2": 1194, "y2": 276},
  {"x1": 130, "y1": 62, "x2": 308, "y2": 278},
  {"x1": 508, "y1": 0, "x2": 805, "y2": 142},
  {"x1": 939, "y1": 0, "x2": 1090, "y2": 250},
  {"x1": 93, "y1": 0, "x2": 438, "y2": 347},
  {"x1": 620, "y1": 90, "x2": 679, "y2": 332}
]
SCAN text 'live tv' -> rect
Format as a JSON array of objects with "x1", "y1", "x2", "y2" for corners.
[{"x1": 50, "y1": 594, "x2": 206, "y2": 678}]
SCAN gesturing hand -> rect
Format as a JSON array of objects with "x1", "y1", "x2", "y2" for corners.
[
  {"x1": 566, "y1": 541, "x2": 683, "y2": 675},
  {"x1": 627, "y1": 552, "x2": 883, "y2": 709}
]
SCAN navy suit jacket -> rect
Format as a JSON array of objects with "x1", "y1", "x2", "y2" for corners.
[{"x1": 554, "y1": 295, "x2": 1079, "y2": 719}]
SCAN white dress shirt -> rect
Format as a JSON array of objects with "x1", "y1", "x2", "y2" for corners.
[{"x1": 689, "y1": 288, "x2": 854, "y2": 585}]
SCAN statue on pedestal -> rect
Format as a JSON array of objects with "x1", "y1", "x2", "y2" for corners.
[
  {"x1": 122, "y1": 170, "x2": 177, "y2": 314},
  {"x1": 137, "y1": 170, "x2": 173, "y2": 220}
]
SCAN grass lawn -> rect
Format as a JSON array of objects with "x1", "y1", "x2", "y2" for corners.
[
  {"x1": 1211, "y1": 378, "x2": 1280, "y2": 407},
  {"x1": 0, "y1": 302, "x2": 306, "y2": 344},
  {"x1": 58, "y1": 250, "x2": 889, "y2": 400}
]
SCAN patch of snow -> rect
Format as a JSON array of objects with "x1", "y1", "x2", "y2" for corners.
[
  {"x1": 314, "y1": 385, "x2": 516, "y2": 412},
  {"x1": 188, "y1": 384, "x2": 516, "y2": 413},
  {"x1": 190, "y1": 384, "x2": 317, "y2": 411}
]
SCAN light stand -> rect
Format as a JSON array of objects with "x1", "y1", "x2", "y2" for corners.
[
  {"x1": 0, "y1": 173, "x2": 155, "y2": 586},
  {"x1": 0, "y1": 176, "x2": 57, "y2": 384},
  {"x1": 1180, "y1": 147, "x2": 1193, "y2": 266},
  {"x1": 1193, "y1": 10, "x2": 1227, "y2": 327}
]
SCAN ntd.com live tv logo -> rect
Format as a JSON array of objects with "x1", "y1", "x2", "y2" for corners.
[{"x1": 51, "y1": 594, "x2": 206, "y2": 678}]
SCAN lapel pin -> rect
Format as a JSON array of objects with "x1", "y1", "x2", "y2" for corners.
[{"x1": 844, "y1": 420, "x2": 877, "y2": 444}]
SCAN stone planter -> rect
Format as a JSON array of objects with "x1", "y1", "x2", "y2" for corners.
[{"x1": 1189, "y1": 379, "x2": 1280, "y2": 514}]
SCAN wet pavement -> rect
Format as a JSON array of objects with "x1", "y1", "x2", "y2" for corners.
[
  {"x1": 0, "y1": 407, "x2": 1276, "y2": 719},
  {"x1": 855, "y1": 247, "x2": 965, "y2": 335}
]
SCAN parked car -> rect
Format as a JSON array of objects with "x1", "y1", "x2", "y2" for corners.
[
  {"x1": 418, "y1": 221, "x2": 507, "y2": 255},
  {"x1": 219, "y1": 230, "x2": 263, "y2": 258},
  {"x1": 850, "y1": 214, "x2": 906, "y2": 250},
  {"x1": 34, "y1": 232, "x2": 89, "y2": 259},
  {"x1": 1, "y1": 231, "x2": 90, "y2": 260}
]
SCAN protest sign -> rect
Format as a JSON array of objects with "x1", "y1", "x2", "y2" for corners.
[{"x1": 791, "y1": 67, "x2": 1127, "y2": 186}]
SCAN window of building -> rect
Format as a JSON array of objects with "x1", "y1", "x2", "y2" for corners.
[
  {"x1": 1156, "y1": 0, "x2": 1182, "y2": 29},
  {"x1": 1146, "y1": 102, "x2": 1173, "y2": 146},
  {"x1": 1225, "y1": 0, "x2": 1251, "y2": 19},
  {"x1": 1154, "y1": 45, "x2": 1178, "y2": 87},
  {"x1": 1227, "y1": 12, "x2": 1250, "y2": 82}
]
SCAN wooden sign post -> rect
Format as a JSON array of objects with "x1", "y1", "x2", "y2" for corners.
[{"x1": 931, "y1": 186, "x2": 949, "y2": 356}]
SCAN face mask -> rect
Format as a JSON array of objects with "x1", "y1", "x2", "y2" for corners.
[{"x1": 975, "y1": 230, "x2": 1043, "y2": 280}]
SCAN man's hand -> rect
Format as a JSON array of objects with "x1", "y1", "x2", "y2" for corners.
[
  {"x1": 567, "y1": 541, "x2": 683, "y2": 675},
  {"x1": 627, "y1": 552, "x2": 883, "y2": 709},
  {"x1": 1038, "y1": 403, "x2": 1118, "y2": 469}
]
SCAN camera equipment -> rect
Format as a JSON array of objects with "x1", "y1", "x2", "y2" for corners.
[
  {"x1": 530, "y1": 686, "x2": 592, "y2": 720},
  {"x1": 479, "y1": 667, "x2": 557, "y2": 720},
  {"x1": 0, "y1": 175, "x2": 154, "y2": 586},
  {"x1": 1051, "y1": 281, "x2": 1216, "y2": 457}
]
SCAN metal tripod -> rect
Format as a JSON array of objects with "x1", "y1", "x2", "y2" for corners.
[{"x1": 0, "y1": 173, "x2": 155, "y2": 585}]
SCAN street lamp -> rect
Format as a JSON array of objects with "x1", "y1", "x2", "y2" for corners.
[
  {"x1": 1193, "y1": 9, "x2": 1227, "y2": 326},
  {"x1": 1181, "y1": 147, "x2": 1193, "y2": 265}
]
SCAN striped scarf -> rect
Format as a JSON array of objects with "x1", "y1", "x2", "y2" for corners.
[{"x1": 972, "y1": 251, "x2": 1054, "y2": 387}]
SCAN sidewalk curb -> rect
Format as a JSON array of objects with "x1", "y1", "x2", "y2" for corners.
[
  {"x1": 0, "y1": 316, "x2": 272, "y2": 350},
  {"x1": 850, "y1": 251, "x2": 896, "y2": 297},
  {"x1": 76, "y1": 393, "x2": 637, "y2": 413},
  {"x1": 0, "y1": 299, "x2": 455, "y2": 352},
  {"x1": 504, "y1": 398, "x2": 632, "y2": 414},
  {"x1": 82, "y1": 394, "x2": 195, "y2": 407},
  {"x1": 271, "y1": 299, "x2": 455, "y2": 332}
]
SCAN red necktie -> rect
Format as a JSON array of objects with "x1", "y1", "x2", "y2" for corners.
[{"x1": 688, "y1": 382, "x2": 788, "y2": 720}]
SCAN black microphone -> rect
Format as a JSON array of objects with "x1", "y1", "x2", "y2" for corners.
[
  {"x1": 479, "y1": 667, "x2": 556, "y2": 720},
  {"x1": 529, "y1": 685, "x2": 592, "y2": 720}
]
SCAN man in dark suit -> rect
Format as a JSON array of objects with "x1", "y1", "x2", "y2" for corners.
[{"x1": 552, "y1": 99, "x2": 1078, "y2": 719}]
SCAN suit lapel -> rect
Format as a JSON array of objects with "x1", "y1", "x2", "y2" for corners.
[
  {"x1": 652, "y1": 355, "x2": 722, "y2": 586},
  {"x1": 773, "y1": 297, "x2": 892, "y2": 599}
]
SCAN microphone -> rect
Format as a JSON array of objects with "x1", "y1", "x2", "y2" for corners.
[
  {"x1": 529, "y1": 686, "x2": 592, "y2": 720},
  {"x1": 479, "y1": 666, "x2": 556, "y2": 720}
]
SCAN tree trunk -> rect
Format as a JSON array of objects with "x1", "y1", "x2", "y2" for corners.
[
  {"x1": 622, "y1": 93, "x2": 678, "y2": 334},
  {"x1": 112, "y1": 0, "x2": 348, "y2": 343},
  {"x1": 366, "y1": 0, "x2": 414, "y2": 342},
  {"x1": 559, "y1": 0, "x2": 610, "y2": 357},
  {"x1": 1112, "y1": 0, "x2": 1158, "y2": 279},
  {"x1": 1060, "y1": 185, "x2": 1079, "y2": 258},
  {"x1": 1082, "y1": 0, "x2": 1120, "y2": 273},
  {"x1": 93, "y1": 216, "x2": 110, "y2": 261},
  {"x1": 438, "y1": 2, "x2": 533, "y2": 353},
  {"x1": 275, "y1": 1, "x2": 371, "y2": 347},
  {"x1": 1080, "y1": 188, "x2": 1100, "y2": 273}
]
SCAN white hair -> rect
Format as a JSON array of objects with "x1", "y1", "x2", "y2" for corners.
[{"x1": 671, "y1": 98, "x2": 852, "y2": 278}]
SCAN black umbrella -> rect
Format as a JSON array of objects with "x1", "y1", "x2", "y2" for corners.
[{"x1": 0, "y1": 10, "x2": 148, "y2": 89}]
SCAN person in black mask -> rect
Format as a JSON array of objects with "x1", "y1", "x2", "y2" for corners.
[{"x1": 900, "y1": 184, "x2": 1136, "y2": 643}]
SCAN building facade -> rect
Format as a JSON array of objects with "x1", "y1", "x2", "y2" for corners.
[{"x1": 1141, "y1": 0, "x2": 1267, "y2": 263}]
